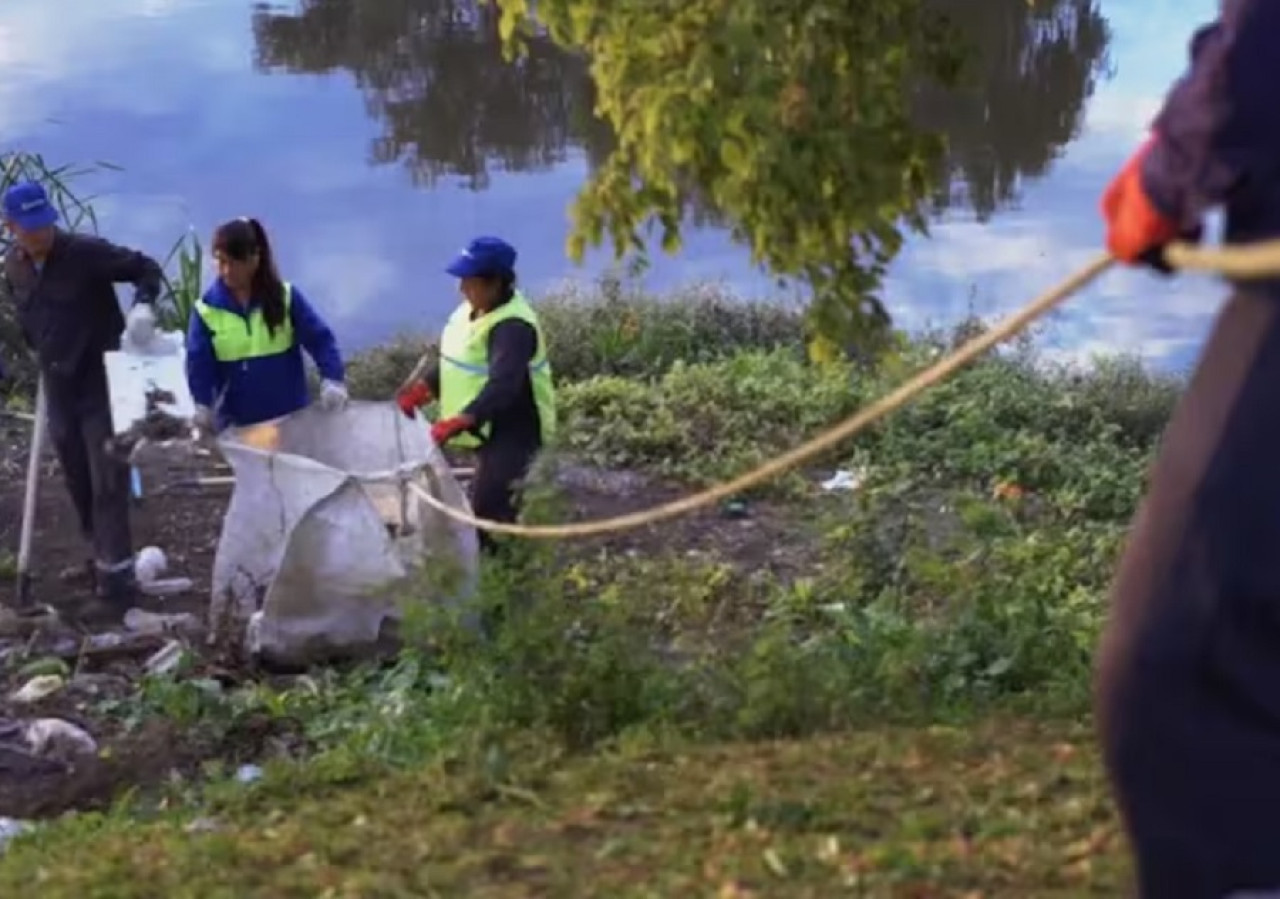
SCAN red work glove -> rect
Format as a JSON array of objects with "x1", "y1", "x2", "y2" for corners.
[
  {"x1": 396, "y1": 380, "x2": 432, "y2": 419},
  {"x1": 1101, "y1": 136, "x2": 1182, "y2": 268},
  {"x1": 430, "y1": 414, "x2": 475, "y2": 446}
]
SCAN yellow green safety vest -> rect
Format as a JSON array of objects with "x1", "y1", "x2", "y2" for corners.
[
  {"x1": 194, "y1": 283, "x2": 295, "y2": 362},
  {"x1": 437, "y1": 291, "x2": 556, "y2": 449}
]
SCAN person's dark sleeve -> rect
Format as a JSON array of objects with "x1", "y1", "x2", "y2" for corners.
[
  {"x1": 78, "y1": 235, "x2": 164, "y2": 306},
  {"x1": 1142, "y1": 0, "x2": 1280, "y2": 227},
  {"x1": 462, "y1": 320, "x2": 536, "y2": 426},
  {"x1": 423, "y1": 362, "x2": 441, "y2": 399}
]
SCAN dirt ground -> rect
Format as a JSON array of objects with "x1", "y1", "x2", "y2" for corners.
[
  {"x1": 0, "y1": 417, "x2": 226, "y2": 619},
  {"x1": 0, "y1": 414, "x2": 821, "y2": 821}
]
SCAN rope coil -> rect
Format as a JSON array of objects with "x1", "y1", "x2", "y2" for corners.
[{"x1": 409, "y1": 238, "x2": 1280, "y2": 539}]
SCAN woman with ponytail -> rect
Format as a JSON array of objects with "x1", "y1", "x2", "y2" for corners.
[{"x1": 185, "y1": 217, "x2": 347, "y2": 432}]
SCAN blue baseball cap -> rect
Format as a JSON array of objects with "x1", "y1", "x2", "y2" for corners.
[
  {"x1": 2, "y1": 181, "x2": 57, "y2": 231},
  {"x1": 446, "y1": 236, "x2": 517, "y2": 278}
]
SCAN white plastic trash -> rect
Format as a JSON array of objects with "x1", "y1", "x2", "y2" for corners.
[
  {"x1": 134, "y1": 546, "x2": 167, "y2": 584},
  {"x1": 207, "y1": 401, "x2": 480, "y2": 668},
  {"x1": 24, "y1": 718, "x2": 98, "y2": 760}
]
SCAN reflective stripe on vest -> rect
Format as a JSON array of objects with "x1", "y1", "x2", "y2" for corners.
[
  {"x1": 194, "y1": 283, "x2": 295, "y2": 363},
  {"x1": 437, "y1": 291, "x2": 557, "y2": 449}
]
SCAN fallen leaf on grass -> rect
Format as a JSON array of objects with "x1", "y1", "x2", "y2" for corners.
[{"x1": 762, "y1": 847, "x2": 787, "y2": 877}]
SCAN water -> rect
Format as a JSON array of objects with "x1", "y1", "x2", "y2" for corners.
[{"x1": 0, "y1": 0, "x2": 1223, "y2": 372}]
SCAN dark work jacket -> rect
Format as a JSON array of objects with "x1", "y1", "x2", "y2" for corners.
[
  {"x1": 1142, "y1": 0, "x2": 1280, "y2": 249},
  {"x1": 1100, "y1": 4, "x2": 1280, "y2": 895},
  {"x1": 1, "y1": 230, "x2": 162, "y2": 387}
]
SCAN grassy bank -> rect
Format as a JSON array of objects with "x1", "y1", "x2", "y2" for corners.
[{"x1": 0, "y1": 282, "x2": 1176, "y2": 893}]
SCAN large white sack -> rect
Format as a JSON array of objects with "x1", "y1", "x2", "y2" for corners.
[{"x1": 207, "y1": 401, "x2": 479, "y2": 667}]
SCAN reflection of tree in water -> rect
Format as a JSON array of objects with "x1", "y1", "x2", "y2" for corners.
[
  {"x1": 253, "y1": 0, "x2": 1109, "y2": 218},
  {"x1": 252, "y1": 0, "x2": 611, "y2": 190},
  {"x1": 919, "y1": 0, "x2": 1112, "y2": 219}
]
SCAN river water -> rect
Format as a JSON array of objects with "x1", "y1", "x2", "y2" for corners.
[{"x1": 0, "y1": 0, "x2": 1222, "y2": 371}]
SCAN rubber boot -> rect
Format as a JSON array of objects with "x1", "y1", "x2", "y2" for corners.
[{"x1": 99, "y1": 567, "x2": 138, "y2": 608}]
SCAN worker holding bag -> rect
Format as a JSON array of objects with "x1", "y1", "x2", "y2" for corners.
[
  {"x1": 186, "y1": 217, "x2": 348, "y2": 435},
  {"x1": 1095, "y1": 1, "x2": 1280, "y2": 896},
  {"x1": 397, "y1": 236, "x2": 556, "y2": 553}
]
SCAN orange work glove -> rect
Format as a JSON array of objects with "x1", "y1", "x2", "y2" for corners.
[
  {"x1": 430, "y1": 414, "x2": 475, "y2": 446},
  {"x1": 1101, "y1": 136, "x2": 1181, "y2": 267},
  {"x1": 396, "y1": 380, "x2": 432, "y2": 419}
]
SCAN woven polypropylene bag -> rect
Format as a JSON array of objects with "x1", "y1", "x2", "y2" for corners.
[{"x1": 207, "y1": 402, "x2": 479, "y2": 667}]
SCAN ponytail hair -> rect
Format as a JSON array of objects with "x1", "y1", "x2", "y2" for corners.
[{"x1": 212, "y1": 217, "x2": 288, "y2": 336}]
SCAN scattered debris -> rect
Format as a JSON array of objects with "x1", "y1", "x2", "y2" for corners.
[
  {"x1": 134, "y1": 546, "x2": 168, "y2": 584},
  {"x1": 24, "y1": 719, "x2": 98, "y2": 762},
  {"x1": 15, "y1": 657, "x2": 70, "y2": 681},
  {"x1": 820, "y1": 468, "x2": 865, "y2": 492},
  {"x1": 184, "y1": 817, "x2": 220, "y2": 834},
  {"x1": 142, "y1": 640, "x2": 187, "y2": 676},
  {"x1": 138, "y1": 577, "x2": 194, "y2": 597},
  {"x1": 131, "y1": 546, "x2": 194, "y2": 597},
  {"x1": 9, "y1": 675, "x2": 65, "y2": 704},
  {"x1": 64, "y1": 631, "x2": 169, "y2": 664},
  {"x1": 720, "y1": 498, "x2": 750, "y2": 519},
  {"x1": 122, "y1": 608, "x2": 202, "y2": 638},
  {"x1": 106, "y1": 408, "x2": 194, "y2": 461},
  {"x1": 235, "y1": 764, "x2": 263, "y2": 784}
]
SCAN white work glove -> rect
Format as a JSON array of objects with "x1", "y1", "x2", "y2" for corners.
[
  {"x1": 123, "y1": 304, "x2": 157, "y2": 350},
  {"x1": 318, "y1": 379, "x2": 348, "y2": 411},
  {"x1": 192, "y1": 405, "x2": 216, "y2": 442}
]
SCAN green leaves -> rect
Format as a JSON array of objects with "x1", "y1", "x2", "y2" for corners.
[{"x1": 490, "y1": 0, "x2": 964, "y2": 350}]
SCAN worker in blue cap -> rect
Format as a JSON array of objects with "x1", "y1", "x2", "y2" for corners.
[
  {"x1": 1, "y1": 180, "x2": 163, "y2": 609},
  {"x1": 1097, "y1": 1, "x2": 1280, "y2": 895},
  {"x1": 397, "y1": 236, "x2": 556, "y2": 553}
]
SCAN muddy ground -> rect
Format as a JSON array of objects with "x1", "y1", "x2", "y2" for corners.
[{"x1": 0, "y1": 415, "x2": 820, "y2": 821}]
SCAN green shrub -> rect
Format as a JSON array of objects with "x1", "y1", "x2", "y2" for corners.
[
  {"x1": 558, "y1": 349, "x2": 865, "y2": 487},
  {"x1": 536, "y1": 276, "x2": 806, "y2": 381},
  {"x1": 341, "y1": 277, "x2": 809, "y2": 400}
]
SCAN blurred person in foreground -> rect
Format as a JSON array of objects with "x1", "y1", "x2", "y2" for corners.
[{"x1": 1095, "y1": 1, "x2": 1280, "y2": 896}]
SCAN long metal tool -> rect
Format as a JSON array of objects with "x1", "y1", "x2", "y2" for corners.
[{"x1": 15, "y1": 376, "x2": 47, "y2": 608}]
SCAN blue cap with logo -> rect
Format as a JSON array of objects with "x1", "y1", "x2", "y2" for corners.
[
  {"x1": 2, "y1": 181, "x2": 58, "y2": 231},
  {"x1": 445, "y1": 236, "x2": 517, "y2": 278}
]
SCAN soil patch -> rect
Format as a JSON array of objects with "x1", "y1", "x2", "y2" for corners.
[
  {"x1": 550, "y1": 461, "x2": 825, "y2": 581},
  {"x1": 0, "y1": 417, "x2": 225, "y2": 620}
]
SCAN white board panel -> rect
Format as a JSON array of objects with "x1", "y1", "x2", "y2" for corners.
[{"x1": 103, "y1": 332, "x2": 196, "y2": 435}]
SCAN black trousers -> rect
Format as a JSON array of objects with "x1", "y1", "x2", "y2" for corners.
[
  {"x1": 44, "y1": 371, "x2": 133, "y2": 571},
  {"x1": 471, "y1": 436, "x2": 539, "y2": 556},
  {"x1": 1098, "y1": 289, "x2": 1280, "y2": 898}
]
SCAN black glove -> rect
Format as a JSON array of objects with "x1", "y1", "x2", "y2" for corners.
[{"x1": 1140, "y1": 222, "x2": 1205, "y2": 276}]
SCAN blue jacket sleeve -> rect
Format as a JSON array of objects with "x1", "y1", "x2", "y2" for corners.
[
  {"x1": 288, "y1": 286, "x2": 345, "y2": 383},
  {"x1": 185, "y1": 309, "x2": 219, "y2": 409},
  {"x1": 1142, "y1": 0, "x2": 1280, "y2": 226}
]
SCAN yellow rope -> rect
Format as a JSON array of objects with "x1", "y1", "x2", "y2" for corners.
[{"x1": 408, "y1": 238, "x2": 1280, "y2": 538}]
